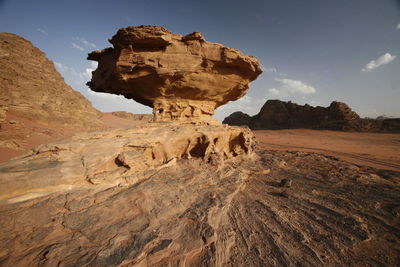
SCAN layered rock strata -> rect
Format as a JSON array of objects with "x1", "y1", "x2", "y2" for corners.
[{"x1": 87, "y1": 25, "x2": 262, "y2": 121}]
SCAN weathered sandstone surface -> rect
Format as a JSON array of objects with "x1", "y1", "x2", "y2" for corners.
[
  {"x1": 0, "y1": 137, "x2": 399, "y2": 265},
  {"x1": 0, "y1": 122, "x2": 256, "y2": 203},
  {"x1": 0, "y1": 32, "x2": 102, "y2": 128},
  {"x1": 87, "y1": 26, "x2": 262, "y2": 121},
  {"x1": 0, "y1": 33, "x2": 154, "y2": 163},
  {"x1": 223, "y1": 99, "x2": 400, "y2": 132}
]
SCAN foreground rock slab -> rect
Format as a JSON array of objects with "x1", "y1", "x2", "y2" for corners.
[
  {"x1": 88, "y1": 25, "x2": 262, "y2": 121},
  {"x1": 0, "y1": 123, "x2": 255, "y2": 203},
  {"x1": 0, "y1": 133, "x2": 399, "y2": 265}
]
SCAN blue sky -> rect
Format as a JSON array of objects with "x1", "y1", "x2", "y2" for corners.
[{"x1": 1, "y1": 0, "x2": 399, "y2": 120}]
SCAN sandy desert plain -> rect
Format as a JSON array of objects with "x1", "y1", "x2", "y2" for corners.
[{"x1": 255, "y1": 129, "x2": 400, "y2": 172}]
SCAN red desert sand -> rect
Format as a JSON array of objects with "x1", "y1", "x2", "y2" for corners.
[{"x1": 255, "y1": 129, "x2": 400, "y2": 172}]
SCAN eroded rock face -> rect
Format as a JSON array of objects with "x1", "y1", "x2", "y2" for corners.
[
  {"x1": 87, "y1": 25, "x2": 262, "y2": 121},
  {"x1": 223, "y1": 100, "x2": 383, "y2": 131},
  {"x1": 224, "y1": 99, "x2": 400, "y2": 132},
  {"x1": 1, "y1": 143, "x2": 399, "y2": 266},
  {"x1": 0, "y1": 33, "x2": 108, "y2": 162},
  {"x1": 0, "y1": 122, "x2": 256, "y2": 202},
  {"x1": 0, "y1": 32, "x2": 102, "y2": 128}
]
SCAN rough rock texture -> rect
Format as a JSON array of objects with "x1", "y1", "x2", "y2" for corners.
[
  {"x1": 0, "y1": 133, "x2": 399, "y2": 265},
  {"x1": 0, "y1": 32, "x2": 107, "y2": 161},
  {"x1": 87, "y1": 26, "x2": 262, "y2": 121},
  {"x1": 223, "y1": 99, "x2": 400, "y2": 132},
  {"x1": 0, "y1": 33, "x2": 156, "y2": 163},
  {"x1": 0, "y1": 32, "x2": 102, "y2": 128},
  {"x1": 0, "y1": 122, "x2": 256, "y2": 202}
]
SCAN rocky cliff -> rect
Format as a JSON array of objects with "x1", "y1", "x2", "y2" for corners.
[{"x1": 223, "y1": 99, "x2": 400, "y2": 132}]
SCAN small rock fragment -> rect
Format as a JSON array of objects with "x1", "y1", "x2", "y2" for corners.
[
  {"x1": 280, "y1": 178, "x2": 292, "y2": 187},
  {"x1": 280, "y1": 190, "x2": 290, "y2": 198}
]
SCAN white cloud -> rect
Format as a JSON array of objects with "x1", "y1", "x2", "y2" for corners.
[
  {"x1": 275, "y1": 79, "x2": 316, "y2": 94},
  {"x1": 81, "y1": 39, "x2": 96, "y2": 48},
  {"x1": 264, "y1": 67, "x2": 277, "y2": 73},
  {"x1": 81, "y1": 61, "x2": 98, "y2": 80},
  {"x1": 266, "y1": 78, "x2": 316, "y2": 98},
  {"x1": 72, "y1": 37, "x2": 96, "y2": 50},
  {"x1": 362, "y1": 53, "x2": 396, "y2": 72},
  {"x1": 72, "y1": 42, "x2": 84, "y2": 51},
  {"x1": 87, "y1": 89, "x2": 120, "y2": 99},
  {"x1": 397, "y1": 23, "x2": 400, "y2": 30},
  {"x1": 37, "y1": 28, "x2": 48, "y2": 35},
  {"x1": 309, "y1": 100, "x2": 321, "y2": 107},
  {"x1": 268, "y1": 88, "x2": 279, "y2": 95}
]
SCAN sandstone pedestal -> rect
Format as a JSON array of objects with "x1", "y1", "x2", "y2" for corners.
[{"x1": 87, "y1": 25, "x2": 262, "y2": 121}]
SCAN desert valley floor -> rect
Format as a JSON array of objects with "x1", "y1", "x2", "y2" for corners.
[{"x1": 255, "y1": 129, "x2": 400, "y2": 172}]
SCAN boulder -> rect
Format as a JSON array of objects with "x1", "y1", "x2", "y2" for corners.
[{"x1": 87, "y1": 25, "x2": 262, "y2": 121}]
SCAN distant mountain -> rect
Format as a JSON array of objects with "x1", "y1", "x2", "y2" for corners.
[{"x1": 223, "y1": 99, "x2": 400, "y2": 132}]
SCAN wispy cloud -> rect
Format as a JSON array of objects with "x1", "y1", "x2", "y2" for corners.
[
  {"x1": 81, "y1": 39, "x2": 96, "y2": 48},
  {"x1": 268, "y1": 78, "x2": 316, "y2": 97},
  {"x1": 264, "y1": 67, "x2": 277, "y2": 73},
  {"x1": 37, "y1": 28, "x2": 48, "y2": 35},
  {"x1": 71, "y1": 37, "x2": 96, "y2": 51},
  {"x1": 72, "y1": 42, "x2": 84, "y2": 51},
  {"x1": 362, "y1": 53, "x2": 396, "y2": 72},
  {"x1": 54, "y1": 62, "x2": 69, "y2": 72},
  {"x1": 81, "y1": 62, "x2": 98, "y2": 80},
  {"x1": 268, "y1": 88, "x2": 280, "y2": 95},
  {"x1": 87, "y1": 89, "x2": 120, "y2": 99},
  {"x1": 54, "y1": 61, "x2": 98, "y2": 88},
  {"x1": 397, "y1": 23, "x2": 400, "y2": 30},
  {"x1": 218, "y1": 95, "x2": 265, "y2": 116}
]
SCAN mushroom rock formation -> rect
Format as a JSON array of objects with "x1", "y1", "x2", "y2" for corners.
[{"x1": 87, "y1": 25, "x2": 262, "y2": 121}]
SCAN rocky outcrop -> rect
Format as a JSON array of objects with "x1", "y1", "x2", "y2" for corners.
[
  {"x1": 0, "y1": 139, "x2": 399, "y2": 266},
  {"x1": 222, "y1": 111, "x2": 252, "y2": 126},
  {"x1": 223, "y1": 99, "x2": 400, "y2": 132},
  {"x1": 252, "y1": 100, "x2": 360, "y2": 130},
  {"x1": 87, "y1": 25, "x2": 262, "y2": 122},
  {"x1": 0, "y1": 122, "x2": 256, "y2": 202},
  {"x1": 0, "y1": 32, "x2": 102, "y2": 128}
]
